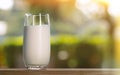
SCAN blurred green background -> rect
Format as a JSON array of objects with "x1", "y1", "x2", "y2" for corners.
[{"x1": 0, "y1": 0, "x2": 120, "y2": 68}]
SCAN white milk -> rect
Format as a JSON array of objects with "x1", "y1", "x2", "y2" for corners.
[{"x1": 23, "y1": 25, "x2": 50, "y2": 66}]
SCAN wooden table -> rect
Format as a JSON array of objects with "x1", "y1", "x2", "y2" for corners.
[{"x1": 0, "y1": 68, "x2": 120, "y2": 75}]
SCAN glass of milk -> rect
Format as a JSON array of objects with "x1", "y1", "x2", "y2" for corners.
[{"x1": 23, "y1": 13, "x2": 50, "y2": 70}]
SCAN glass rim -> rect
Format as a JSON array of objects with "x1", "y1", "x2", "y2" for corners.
[
  {"x1": 24, "y1": 13, "x2": 50, "y2": 26},
  {"x1": 25, "y1": 13, "x2": 49, "y2": 16}
]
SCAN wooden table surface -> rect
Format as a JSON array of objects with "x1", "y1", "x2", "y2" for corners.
[{"x1": 0, "y1": 68, "x2": 120, "y2": 75}]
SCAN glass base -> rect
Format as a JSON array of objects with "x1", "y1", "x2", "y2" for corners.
[{"x1": 27, "y1": 65, "x2": 46, "y2": 70}]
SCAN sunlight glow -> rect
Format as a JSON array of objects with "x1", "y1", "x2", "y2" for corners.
[
  {"x1": 76, "y1": 0, "x2": 90, "y2": 8},
  {"x1": 108, "y1": 0, "x2": 120, "y2": 16},
  {"x1": 76, "y1": 0, "x2": 90, "y2": 5},
  {"x1": 76, "y1": 0, "x2": 102, "y2": 18},
  {"x1": 0, "y1": 0, "x2": 14, "y2": 10}
]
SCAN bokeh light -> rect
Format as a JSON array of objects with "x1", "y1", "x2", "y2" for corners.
[
  {"x1": 58, "y1": 50, "x2": 69, "y2": 60},
  {"x1": 0, "y1": 21, "x2": 7, "y2": 35},
  {"x1": 0, "y1": 0, "x2": 14, "y2": 10}
]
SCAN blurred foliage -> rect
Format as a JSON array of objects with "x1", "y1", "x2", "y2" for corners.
[
  {"x1": 50, "y1": 35, "x2": 109, "y2": 68},
  {"x1": 2, "y1": 34, "x2": 109, "y2": 68},
  {"x1": 4, "y1": 37, "x2": 23, "y2": 46},
  {"x1": 0, "y1": 46, "x2": 7, "y2": 68}
]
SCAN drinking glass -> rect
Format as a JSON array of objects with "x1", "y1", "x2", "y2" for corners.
[{"x1": 23, "y1": 13, "x2": 50, "y2": 70}]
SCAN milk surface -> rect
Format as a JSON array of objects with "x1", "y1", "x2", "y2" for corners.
[{"x1": 23, "y1": 25, "x2": 50, "y2": 66}]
